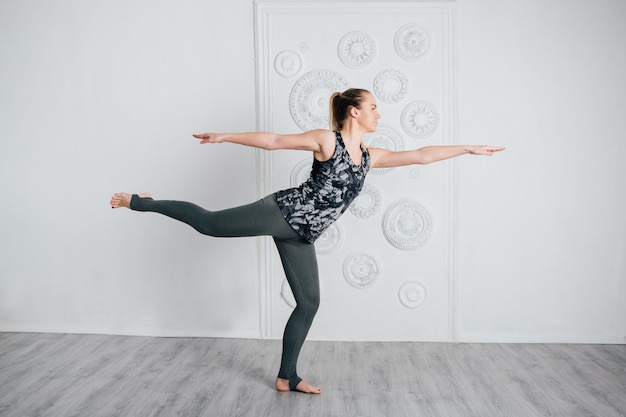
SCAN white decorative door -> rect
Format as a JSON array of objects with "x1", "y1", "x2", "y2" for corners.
[{"x1": 255, "y1": 2, "x2": 456, "y2": 341}]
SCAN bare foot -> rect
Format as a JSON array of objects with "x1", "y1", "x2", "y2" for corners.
[
  {"x1": 275, "y1": 377, "x2": 321, "y2": 394},
  {"x1": 110, "y1": 192, "x2": 152, "y2": 209}
]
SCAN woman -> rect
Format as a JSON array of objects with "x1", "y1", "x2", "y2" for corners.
[{"x1": 110, "y1": 88, "x2": 504, "y2": 394}]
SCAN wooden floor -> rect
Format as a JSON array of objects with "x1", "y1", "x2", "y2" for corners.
[{"x1": 0, "y1": 333, "x2": 624, "y2": 417}]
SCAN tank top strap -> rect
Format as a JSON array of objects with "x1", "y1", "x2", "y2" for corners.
[{"x1": 334, "y1": 130, "x2": 345, "y2": 150}]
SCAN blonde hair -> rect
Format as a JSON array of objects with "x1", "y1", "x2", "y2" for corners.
[{"x1": 329, "y1": 88, "x2": 370, "y2": 131}]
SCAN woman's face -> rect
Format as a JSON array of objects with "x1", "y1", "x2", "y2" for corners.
[{"x1": 356, "y1": 92, "x2": 381, "y2": 133}]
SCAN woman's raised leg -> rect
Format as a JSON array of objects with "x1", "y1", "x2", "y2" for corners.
[{"x1": 110, "y1": 192, "x2": 287, "y2": 238}]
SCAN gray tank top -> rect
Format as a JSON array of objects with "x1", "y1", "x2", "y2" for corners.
[{"x1": 275, "y1": 131, "x2": 371, "y2": 243}]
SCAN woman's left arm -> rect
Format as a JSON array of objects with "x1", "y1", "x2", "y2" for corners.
[{"x1": 369, "y1": 145, "x2": 505, "y2": 168}]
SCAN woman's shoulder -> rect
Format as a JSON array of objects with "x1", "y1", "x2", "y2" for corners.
[
  {"x1": 306, "y1": 129, "x2": 337, "y2": 161},
  {"x1": 308, "y1": 129, "x2": 337, "y2": 148},
  {"x1": 305, "y1": 129, "x2": 336, "y2": 142}
]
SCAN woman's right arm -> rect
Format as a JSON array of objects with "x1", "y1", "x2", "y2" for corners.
[{"x1": 193, "y1": 129, "x2": 336, "y2": 157}]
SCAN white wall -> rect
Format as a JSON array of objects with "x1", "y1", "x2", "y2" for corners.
[
  {"x1": 1, "y1": 0, "x2": 624, "y2": 343},
  {"x1": 455, "y1": 0, "x2": 626, "y2": 343},
  {"x1": 0, "y1": 0, "x2": 261, "y2": 337},
  {"x1": 256, "y1": 2, "x2": 458, "y2": 342}
]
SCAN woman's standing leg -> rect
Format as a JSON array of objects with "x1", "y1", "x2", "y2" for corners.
[{"x1": 273, "y1": 237, "x2": 321, "y2": 394}]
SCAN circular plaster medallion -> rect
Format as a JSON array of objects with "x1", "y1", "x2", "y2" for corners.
[
  {"x1": 315, "y1": 223, "x2": 342, "y2": 255},
  {"x1": 363, "y1": 124, "x2": 405, "y2": 175},
  {"x1": 409, "y1": 168, "x2": 421, "y2": 180},
  {"x1": 281, "y1": 279, "x2": 296, "y2": 308},
  {"x1": 290, "y1": 158, "x2": 312, "y2": 187},
  {"x1": 290, "y1": 70, "x2": 351, "y2": 131},
  {"x1": 349, "y1": 183, "x2": 382, "y2": 219},
  {"x1": 382, "y1": 199, "x2": 433, "y2": 250},
  {"x1": 338, "y1": 31, "x2": 377, "y2": 69},
  {"x1": 398, "y1": 281, "x2": 427, "y2": 309},
  {"x1": 274, "y1": 50, "x2": 302, "y2": 78},
  {"x1": 343, "y1": 252, "x2": 381, "y2": 289},
  {"x1": 373, "y1": 69, "x2": 409, "y2": 103},
  {"x1": 401, "y1": 100, "x2": 439, "y2": 139},
  {"x1": 394, "y1": 24, "x2": 430, "y2": 62}
]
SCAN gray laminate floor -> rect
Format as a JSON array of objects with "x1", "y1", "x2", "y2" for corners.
[{"x1": 0, "y1": 333, "x2": 624, "y2": 417}]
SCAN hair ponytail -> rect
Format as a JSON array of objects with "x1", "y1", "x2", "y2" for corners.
[
  {"x1": 329, "y1": 92, "x2": 342, "y2": 131},
  {"x1": 328, "y1": 88, "x2": 370, "y2": 131}
]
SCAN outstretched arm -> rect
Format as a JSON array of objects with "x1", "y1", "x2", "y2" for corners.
[
  {"x1": 192, "y1": 129, "x2": 335, "y2": 154},
  {"x1": 369, "y1": 145, "x2": 505, "y2": 169}
]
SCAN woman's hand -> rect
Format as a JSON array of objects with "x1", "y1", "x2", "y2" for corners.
[
  {"x1": 192, "y1": 133, "x2": 227, "y2": 144},
  {"x1": 468, "y1": 145, "x2": 506, "y2": 156}
]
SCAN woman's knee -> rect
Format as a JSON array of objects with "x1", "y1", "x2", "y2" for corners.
[{"x1": 298, "y1": 291, "x2": 320, "y2": 316}]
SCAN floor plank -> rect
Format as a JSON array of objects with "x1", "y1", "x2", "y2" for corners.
[{"x1": 0, "y1": 333, "x2": 624, "y2": 417}]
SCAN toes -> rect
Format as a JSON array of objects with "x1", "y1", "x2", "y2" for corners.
[
  {"x1": 110, "y1": 193, "x2": 132, "y2": 208},
  {"x1": 309, "y1": 386, "x2": 321, "y2": 394},
  {"x1": 295, "y1": 380, "x2": 321, "y2": 394}
]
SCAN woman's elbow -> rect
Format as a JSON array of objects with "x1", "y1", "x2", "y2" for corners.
[{"x1": 262, "y1": 135, "x2": 282, "y2": 150}]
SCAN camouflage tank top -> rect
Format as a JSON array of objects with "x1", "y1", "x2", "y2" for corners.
[{"x1": 275, "y1": 130, "x2": 371, "y2": 243}]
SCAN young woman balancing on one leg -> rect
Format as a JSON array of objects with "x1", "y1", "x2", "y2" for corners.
[{"x1": 110, "y1": 88, "x2": 505, "y2": 394}]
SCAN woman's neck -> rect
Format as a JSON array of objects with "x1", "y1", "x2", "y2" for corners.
[{"x1": 339, "y1": 125, "x2": 365, "y2": 148}]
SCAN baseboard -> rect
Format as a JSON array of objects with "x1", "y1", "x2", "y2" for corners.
[
  {"x1": 0, "y1": 325, "x2": 260, "y2": 339},
  {"x1": 2, "y1": 325, "x2": 624, "y2": 345},
  {"x1": 456, "y1": 332, "x2": 626, "y2": 345}
]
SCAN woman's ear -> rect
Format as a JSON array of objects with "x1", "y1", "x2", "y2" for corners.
[{"x1": 349, "y1": 106, "x2": 359, "y2": 118}]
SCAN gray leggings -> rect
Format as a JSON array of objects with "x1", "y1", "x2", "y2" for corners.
[{"x1": 130, "y1": 194, "x2": 319, "y2": 390}]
